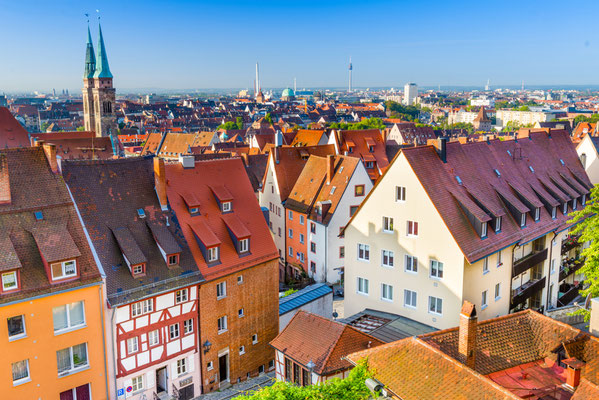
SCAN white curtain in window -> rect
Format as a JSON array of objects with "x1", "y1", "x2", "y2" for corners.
[
  {"x1": 12, "y1": 360, "x2": 28, "y2": 381},
  {"x1": 57, "y1": 348, "x2": 71, "y2": 374},
  {"x1": 72, "y1": 343, "x2": 87, "y2": 368},
  {"x1": 53, "y1": 306, "x2": 68, "y2": 331},
  {"x1": 69, "y1": 302, "x2": 84, "y2": 327}
]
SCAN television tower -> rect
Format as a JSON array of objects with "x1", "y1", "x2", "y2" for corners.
[
  {"x1": 485, "y1": 79, "x2": 490, "y2": 91},
  {"x1": 255, "y1": 62, "x2": 260, "y2": 95},
  {"x1": 348, "y1": 56, "x2": 353, "y2": 93},
  {"x1": 294, "y1": 77, "x2": 297, "y2": 92}
]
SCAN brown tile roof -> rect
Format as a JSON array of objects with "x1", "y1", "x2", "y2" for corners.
[
  {"x1": 334, "y1": 129, "x2": 389, "y2": 180},
  {"x1": 111, "y1": 226, "x2": 147, "y2": 266},
  {"x1": 141, "y1": 132, "x2": 164, "y2": 155},
  {"x1": 31, "y1": 223, "x2": 82, "y2": 263},
  {"x1": 400, "y1": 130, "x2": 591, "y2": 263},
  {"x1": 572, "y1": 379, "x2": 599, "y2": 399},
  {"x1": 270, "y1": 311, "x2": 384, "y2": 375},
  {"x1": 0, "y1": 232, "x2": 22, "y2": 272},
  {"x1": 147, "y1": 220, "x2": 183, "y2": 255},
  {"x1": 0, "y1": 107, "x2": 30, "y2": 148},
  {"x1": 290, "y1": 129, "x2": 326, "y2": 147}
]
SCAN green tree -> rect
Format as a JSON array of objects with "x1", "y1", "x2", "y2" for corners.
[
  {"x1": 76, "y1": 126, "x2": 86, "y2": 132},
  {"x1": 40, "y1": 122, "x2": 50, "y2": 132},
  {"x1": 568, "y1": 185, "x2": 599, "y2": 321},
  {"x1": 218, "y1": 121, "x2": 240, "y2": 130},
  {"x1": 495, "y1": 101, "x2": 510, "y2": 110},
  {"x1": 264, "y1": 113, "x2": 273, "y2": 124},
  {"x1": 235, "y1": 360, "x2": 375, "y2": 400},
  {"x1": 236, "y1": 116, "x2": 244, "y2": 130},
  {"x1": 384, "y1": 101, "x2": 420, "y2": 121}
]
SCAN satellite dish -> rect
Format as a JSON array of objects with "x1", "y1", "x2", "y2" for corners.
[{"x1": 332, "y1": 310, "x2": 339, "y2": 320}]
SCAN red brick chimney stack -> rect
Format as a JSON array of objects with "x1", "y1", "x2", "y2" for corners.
[
  {"x1": 42, "y1": 143, "x2": 59, "y2": 174},
  {"x1": 563, "y1": 358, "x2": 584, "y2": 389},
  {"x1": 458, "y1": 301, "x2": 477, "y2": 369},
  {"x1": 154, "y1": 157, "x2": 168, "y2": 210},
  {"x1": 327, "y1": 154, "x2": 335, "y2": 185}
]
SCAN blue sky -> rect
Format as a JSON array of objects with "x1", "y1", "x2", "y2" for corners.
[{"x1": 0, "y1": 0, "x2": 598, "y2": 92}]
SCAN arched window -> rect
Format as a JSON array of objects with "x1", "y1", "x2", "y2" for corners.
[{"x1": 103, "y1": 101, "x2": 112, "y2": 114}]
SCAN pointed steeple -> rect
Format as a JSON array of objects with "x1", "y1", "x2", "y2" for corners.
[
  {"x1": 93, "y1": 22, "x2": 113, "y2": 79},
  {"x1": 84, "y1": 25, "x2": 96, "y2": 79}
]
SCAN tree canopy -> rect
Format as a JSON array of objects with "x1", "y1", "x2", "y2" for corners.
[
  {"x1": 218, "y1": 116, "x2": 244, "y2": 130},
  {"x1": 384, "y1": 101, "x2": 420, "y2": 121},
  {"x1": 328, "y1": 118, "x2": 385, "y2": 131},
  {"x1": 574, "y1": 114, "x2": 599, "y2": 125},
  {"x1": 235, "y1": 361, "x2": 375, "y2": 400}
]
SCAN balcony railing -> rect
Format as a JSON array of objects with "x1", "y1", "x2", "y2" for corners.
[
  {"x1": 559, "y1": 258, "x2": 584, "y2": 282},
  {"x1": 511, "y1": 276, "x2": 546, "y2": 309},
  {"x1": 561, "y1": 235, "x2": 581, "y2": 255},
  {"x1": 512, "y1": 248, "x2": 548, "y2": 278},
  {"x1": 557, "y1": 282, "x2": 581, "y2": 307}
]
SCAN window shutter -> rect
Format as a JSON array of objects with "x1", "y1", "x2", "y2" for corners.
[
  {"x1": 171, "y1": 361, "x2": 179, "y2": 378},
  {"x1": 188, "y1": 355, "x2": 195, "y2": 373},
  {"x1": 146, "y1": 370, "x2": 155, "y2": 389}
]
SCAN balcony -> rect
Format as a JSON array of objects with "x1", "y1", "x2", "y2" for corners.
[
  {"x1": 511, "y1": 276, "x2": 546, "y2": 309},
  {"x1": 512, "y1": 248, "x2": 548, "y2": 278},
  {"x1": 557, "y1": 282, "x2": 581, "y2": 307},
  {"x1": 561, "y1": 235, "x2": 581, "y2": 255},
  {"x1": 559, "y1": 258, "x2": 584, "y2": 282}
]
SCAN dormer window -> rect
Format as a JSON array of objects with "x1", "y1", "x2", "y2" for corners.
[
  {"x1": 348, "y1": 146, "x2": 354, "y2": 153},
  {"x1": 563, "y1": 202, "x2": 568, "y2": 214},
  {"x1": 582, "y1": 194, "x2": 587, "y2": 206},
  {"x1": 208, "y1": 246, "x2": 219, "y2": 262},
  {"x1": 520, "y1": 213, "x2": 526, "y2": 228},
  {"x1": 1, "y1": 271, "x2": 19, "y2": 292},
  {"x1": 365, "y1": 161, "x2": 374, "y2": 169},
  {"x1": 481, "y1": 222, "x2": 488, "y2": 238},
  {"x1": 222, "y1": 201, "x2": 232, "y2": 213},
  {"x1": 573, "y1": 198, "x2": 577, "y2": 211},
  {"x1": 132, "y1": 263, "x2": 145, "y2": 276},
  {"x1": 168, "y1": 254, "x2": 179, "y2": 266},
  {"x1": 51, "y1": 260, "x2": 77, "y2": 281},
  {"x1": 368, "y1": 145, "x2": 374, "y2": 152},
  {"x1": 190, "y1": 207, "x2": 199, "y2": 215},
  {"x1": 534, "y1": 207, "x2": 540, "y2": 221},
  {"x1": 495, "y1": 216, "x2": 502, "y2": 233},
  {"x1": 239, "y1": 238, "x2": 249, "y2": 253},
  {"x1": 551, "y1": 207, "x2": 557, "y2": 219}
]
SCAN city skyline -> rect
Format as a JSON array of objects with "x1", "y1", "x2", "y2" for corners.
[{"x1": 1, "y1": 0, "x2": 599, "y2": 92}]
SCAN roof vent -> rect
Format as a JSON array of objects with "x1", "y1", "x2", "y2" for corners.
[
  {"x1": 137, "y1": 208, "x2": 146, "y2": 218},
  {"x1": 494, "y1": 169, "x2": 501, "y2": 177},
  {"x1": 456, "y1": 176, "x2": 463, "y2": 185}
]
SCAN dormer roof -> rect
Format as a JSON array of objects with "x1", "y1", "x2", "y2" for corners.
[
  {"x1": 111, "y1": 226, "x2": 147, "y2": 266},
  {"x1": 0, "y1": 233, "x2": 22, "y2": 271},
  {"x1": 31, "y1": 223, "x2": 82, "y2": 263}
]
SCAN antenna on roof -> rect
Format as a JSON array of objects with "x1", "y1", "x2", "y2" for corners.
[
  {"x1": 96, "y1": 9, "x2": 100, "y2": 20},
  {"x1": 84, "y1": 12, "x2": 89, "y2": 23}
]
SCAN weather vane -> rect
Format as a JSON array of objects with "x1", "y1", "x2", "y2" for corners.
[
  {"x1": 84, "y1": 13, "x2": 89, "y2": 23},
  {"x1": 96, "y1": 9, "x2": 100, "y2": 21}
]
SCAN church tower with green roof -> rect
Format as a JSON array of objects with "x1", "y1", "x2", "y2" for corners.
[{"x1": 82, "y1": 22, "x2": 117, "y2": 137}]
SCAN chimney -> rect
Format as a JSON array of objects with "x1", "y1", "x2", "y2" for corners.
[
  {"x1": 240, "y1": 152, "x2": 249, "y2": 166},
  {"x1": 42, "y1": 143, "x2": 59, "y2": 174},
  {"x1": 154, "y1": 157, "x2": 168, "y2": 211},
  {"x1": 436, "y1": 137, "x2": 447, "y2": 163},
  {"x1": 178, "y1": 153, "x2": 195, "y2": 169},
  {"x1": 458, "y1": 301, "x2": 477, "y2": 369},
  {"x1": 590, "y1": 298, "x2": 599, "y2": 337},
  {"x1": 562, "y1": 358, "x2": 584, "y2": 389},
  {"x1": 327, "y1": 155, "x2": 335, "y2": 185},
  {"x1": 274, "y1": 147, "x2": 280, "y2": 164}
]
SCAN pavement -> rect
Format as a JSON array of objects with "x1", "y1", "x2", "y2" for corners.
[{"x1": 193, "y1": 372, "x2": 275, "y2": 399}]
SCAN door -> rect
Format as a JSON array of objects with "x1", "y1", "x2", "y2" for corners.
[
  {"x1": 156, "y1": 366, "x2": 167, "y2": 393},
  {"x1": 219, "y1": 353, "x2": 229, "y2": 383},
  {"x1": 179, "y1": 384, "x2": 195, "y2": 400}
]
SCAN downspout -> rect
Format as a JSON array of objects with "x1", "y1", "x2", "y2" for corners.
[
  {"x1": 111, "y1": 305, "x2": 119, "y2": 398},
  {"x1": 545, "y1": 231, "x2": 558, "y2": 312},
  {"x1": 511, "y1": 243, "x2": 518, "y2": 313},
  {"x1": 196, "y1": 286, "x2": 205, "y2": 395},
  {"x1": 99, "y1": 285, "x2": 110, "y2": 400}
]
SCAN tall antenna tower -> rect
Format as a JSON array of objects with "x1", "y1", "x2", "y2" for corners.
[
  {"x1": 255, "y1": 63, "x2": 260, "y2": 94},
  {"x1": 294, "y1": 77, "x2": 297, "y2": 92},
  {"x1": 485, "y1": 79, "x2": 490, "y2": 91},
  {"x1": 348, "y1": 56, "x2": 353, "y2": 93}
]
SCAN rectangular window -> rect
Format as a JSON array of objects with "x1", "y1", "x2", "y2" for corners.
[
  {"x1": 483, "y1": 257, "x2": 489, "y2": 274},
  {"x1": 1, "y1": 271, "x2": 18, "y2": 291},
  {"x1": 12, "y1": 360, "x2": 29, "y2": 384},
  {"x1": 169, "y1": 323, "x2": 180, "y2": 339},
  {"x1": 551, "y1": 207, "x2": 557, "y2": 219},
  {"x1": 339, "y1": 246, "x2": 345, "y2": 258},
  {"x1": 50, "y1": 260, "x2": 77, "y2": 280},
  {"x1": 288, "y1": 229, "x2": 293, "y2": 238},
  {"x1": 310, "y1": 242, "x2": 316, "y2": 253},
  {"x1": 177, "y1": 358, "x2": 188, "y2": 376},
  {"x1": 288, "y1": 246, "x2": 293, "y2": 257},
  {"x1": 184, "y1": 319, "x2": 194, "y2": 334},
  {"x1": 495, "y1": 216, "x2": 502, "y2": 232},
  {"x1": 430, "y1": 260, "x2": 443, "y2": 279},
  {"x1": 132, "y1": 264, "x2": 144, "y2": 275},
  {"x1": 381, "y1": 284, "x2": 393, "y2": 301},
  {"x1": 355, "y1": 185, "x2": 365, "y2": 196},
  {"x1": 573, "y1": 199, "x2": 577, "y2": 211},
  {"x1": 357, "y1": 244, "x2": 370, "y2": 261},
  {"x1": 310, "y1": 223, "x2": 316, "y2": 234},
  {"x1": 237, "y1": 275, "x2": 243, "y2": 284},
  {"x1": 222, "y1": 201, "x2": 232, "y2": 212},
  {"x1": 365, "y1": 161, "x2": 374, "y2": 169},
  {"x1": 132, "y1": 375, "x2": 144, "y2": 392},
  {"x1": 495, "y1": 283, "x2": 501, "y2": 300},
  {"x1": 252, "y1": 333, "x2": 258, "y2": 344},
  {"x1": 520, "y1": 213, "x2": 526, "y2": 227},
  {"x1": 216, "y1": 282, "x2": 226, "y2": 299},
  {"x1": 299, "y1": 252, "x2": 305, "y2": 262},
  {"x1": 299, "y1": 234, "x2": 304, "y2": 244},
  {"x1": 208, "y1": 246, "x2": 219, "y2": 262},
  {"x1": 239, "y1": 238, "x2": 249, "y2": 253},
  {"x1": 285, "y1": 358, "x2": 292, "y2": 381},
  {"x1": 238, "y1": 308, "x2": 245, "y2": 317},
  {"x1": 288, "y1": 210, "x2": 293, "y2": 220},
  {"x1": 127, "y1": 337, "x2": 139, "y2": 354},
  {"x1": 404, "y1": 289, "x2": 417, "y2": 308},
  {"x1": 148, "y1": 329, "x2": 160, "y2": 346},
  {"x1": 168, "y1": 254, "x2": 179, "y2": 265},
  {"x1": 131, "y1": 299, "x2": 153, "y2": 317},
  {"x1": 218, "y1": 316, "x2": 228, "y2": 333},
  {"x1": 300, "y1": 215, "x2": 304, "y2": 225},
  {"x1": 407, "y1": 221, "x2": 419, "y2": 236},
  {"x1": 497, "y1": 252, "x2": 503, "y2": 267},
  {"x1": 176, "y1": 289, "x2": 188, "y2": 304},
  {"x1": 382, "y1": 250, "x2": 394, "y2": 268},
  {"x1": 482, "y1": 290, "x2": 488, "y2": 309},
  {"x1": 7, "y1": 315, "x2": 26, "y2": 339},
  {"x1": 310, "y1": 262, "x2": 316, "y2": 274},
  {"x1": 357, "y1": 277, "x2": 369, "y2": 295},
  {"x1": 56, "y1": 343, "x2": 88, "y2": 376},
  {"x1": 239, "y1": 345, "x2": 245, "y2": 355},
  {"x1": 383, "y1": 216, "x2": 394, "y2": 232},
  {"x1": 396, "y1": 186, "x2": 406, "y2": 202},
  {"x1": 428, "y1": 296, "x2": 443, "y2": 315},
  {"x1": 551, "y1": 259, "x2": 556, "y2": 274},
  {"x1": 278, "y1": 228, "x2": 281, "y2": 237},
  {"x1": 207, "y1": 361, "x2": 214, "y2": 371},
  {"x1": 481, "y1": 222, "x2": 487, "y2": 238},
  {"x1": 349, "y1": 206, "x2": 358, "y2": 217},
  {"x1": 405, "y1": 255, "x2": 418, "y2": 273},
  {"x1": 534, "y1": 207, "x2": 540, "y2": 221},
  {"x1": 189, "y1": 207, "x2": 199, "y2": 215}
]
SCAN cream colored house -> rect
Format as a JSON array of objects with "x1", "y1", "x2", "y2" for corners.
[
  {"x1": 576, "y1": 134, "x2": 599, "y2": 185},
  {"x1": 344, "y1": 130, "x2": 591, "y2": 330}
]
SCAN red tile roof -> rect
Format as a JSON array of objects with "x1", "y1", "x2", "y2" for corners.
[
  {"x1": 270, "y1": 311, "x2": 384, "y2": 375},
  {"x1": 333, "y1": 129, "x2": 389, "y2": 181},
  {"x1": 0, "y1": 107, "x2": 31, "y2": 148}
]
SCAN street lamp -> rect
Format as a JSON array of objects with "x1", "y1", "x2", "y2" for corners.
[
  {"x1": 203, "y1": 340, "x2": 212, "y2": 354},
  {"x1": 306, "y1": 360, "x2": 315, "y2": 386}
]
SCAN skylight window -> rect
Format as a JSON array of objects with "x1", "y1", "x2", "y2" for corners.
[
  {"x1": 559, "y1": 159, "x2": 565, "y2": 166},
  {"x1": 507, "y1": 150, "x2": 512, "y2": 157},
  {"x1": 137, "y1": 209, "x2": 146, "y2": 218},
  {"x1": 330, "y1": 186, "x2": 336, "y2": 195},
  {"x1": 529, "y1": 166, "x2": 535, "y2": 173},
  {"x1": 34, "y1": 211, "x2": 43, "y2": 221},
  {"x1": 494, "y1": 169, "x2": 501, "y2": 177},
  {"x1": 456, "y1": 176, "x2": 463, "y2": 185}
]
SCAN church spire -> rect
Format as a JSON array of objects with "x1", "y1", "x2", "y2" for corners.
[
  {"x1": 93, "y1": 22, "x2": 113, "y2": 79},
  {"x1": 84, "y1": 25, "x2": 96, "y2": 79}
]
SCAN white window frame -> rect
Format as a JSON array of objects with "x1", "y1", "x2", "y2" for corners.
[
  {"x1": 495, "y1": 216, "x2": 502, "y2": 232},
  {"x1": 7, "y1": 315, "x2": 26, "y2": 340},
  {"x1": 495, "y1": 283, "x2": 501, "y2": 301},
  {"x1": 551, "y1": 207, "x2": 557, "y2": 219},
  {"x1": 428, "y1": 296, "x2": 443, "y2": 315},
  {"x1": 396, "y1": 186, "x2": 406, "y2": 202},
  {"x1": 239, "y1": 345, "x2": 245, "y2": 355},
  {"x1": 57, "y1": 343, "x2": 89, "y2": 376},
  {"x1": 168, "y1": 254, "x2": 179, "y2": 265},
  {"x1": 207, "y1": 361, "x2": 214, "y2": 371},
  {"x1": 563, "y1": 202, "x2": 568, "y2": 214},
  {"x1": 381, "y1": 250, "x2": 394, "y2": 268},
  {"x1": 534, "y1": 207, "x2": 540, "y2": 221},
  {"x1": 1, "y1": 271, "x2": 18, "y2": 291},
  {"x1": 497, "y1": 251, "x2": 503, "y2": 267},
  {"x1": 131, "y1": 375, "x2": 144, "y2": 392},
  {"x1": 288, "y1": 228, "x2": 293, "y2": 238},
  {"x1": 12, "y1": 359, "x2": 30, "y2": 385},
  {"x1": 183, "y1": 319, "x2": 194, "y2": 334},
  {"x1": 169, "y1": 323, "x2": 180, "y2": 339},
  {"x1": 148, "y1": 329, "x2": 160, "y2": 346},
  {"x1": 520, "y1": 213, "x2": 526, "y2": 227},
  {"x1": 481, "y1": 290, "x2": 488, "y2": 309},
  {"x1": 357, "y1": 277, "x2": 369, "y2": 295},
  {"x1": 405, "y1": 255, "x2": 418, "y2": 273},
  {"x1": 288, "y1": 246, "x2": 293, "y2": 257},
  {"x1": 237, "y1": 275, "x2": 243, "y2": 284},
  {"x1": 404, "y1": 289, "x2": 417, "y2": 309},
  {"x1": 53, "y1": 301, "x2": 86, "y2": 334},
  {"x1": 382, "y1": 216, "x2": 394, "y2": 233},
  {"x1": 381, "y1": 283, "x2": 393, "y2": 302},
  {"x1": 483, "y1": 257, "x2": 489, "y2": 274},
  {"x1": 430, "y1": 260, "x2": 443, "y2": 279},
  {"x1": 127, "y1": 337, "x2": 139, "y2": 354},
  {"x1": 300, "y1": 215, "x2": 304, "y2": 225},
  {"x1": 357, "y1": 243, "x2": 370, "y2": 261},
  {"x1": 407, "y1": 221, "x2": 419, "y2": 237},
  {"x1": 218, "y1": 316, "x2": 228, "y2": 334},
  {"x1": 131, "y1": 299, "x2": 153, "y2": 317},
  {"x1": 252, "y1": 334, "x2": 258, "y2": 344},
  {"x1": 177, "y1": 358, "x2": 188, "y2": 376},
  {"x1": 189, "y1": 207, "x2": 199, "y2": 214},
  {"x1": 238, "y1": 308, "x2": 245, "y2": 318},
  {"x1": 216, "y1": 281, "x2": 227, "y2": 299},
  {"x1": 299, "y1": 234, "x2": 304, "y2": 244},
  {"x1": 288, "y1": 210, "x2": 293, "y2": 220},
  {"x1": 239, "y1": 238, "x2": 249, "y2": 253},
  {"x1": 175, "y1": 288, "x2": 188, "y2": 304},
  {"x1": 208, "y1": 246, "x2": 219, "y2": 262},
  {"x1": 222, "y1": 201, "x2": 232, "y2": 212},
  {"x1": 481, "y1": 222, "x2": 487, "y2": 238},
  {"x1": 50, "y1": 260, "x2": 77, "y2": 281},
  {"x1": 573, "y1": 198, "x2": 577, "y2": 211},
  {"x1": 132, "y1": 264, "x2": 144, "y2": 275}
]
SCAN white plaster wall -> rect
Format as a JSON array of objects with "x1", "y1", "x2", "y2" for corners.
[{"x1": 279, "y1": 293, "x2": 334, "y2": 332}]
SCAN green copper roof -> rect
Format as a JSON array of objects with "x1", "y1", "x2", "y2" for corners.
[
  {"x1": 84, "y1": 26, "x2": 96, "y2": 79},
  {"x1": 93, "y1": 23, "x2": 113, "y2": 79},
  {"x1": 282, "y1": 88, "x2": 295, "y2": 98}
]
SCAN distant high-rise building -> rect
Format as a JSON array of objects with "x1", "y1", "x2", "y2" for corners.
[
  {"x1": 82, "y1": 22, "x2": 117, "y2": 137},
  {"x1": 403, "y1": 82, "x2": 418, "y2": 105},
  {"x1": 485, "y1": 79, "x2": 490, "y2": 91},
  {"x1": 348, "y1": 56, "x2": 353, "y2": 93}
]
